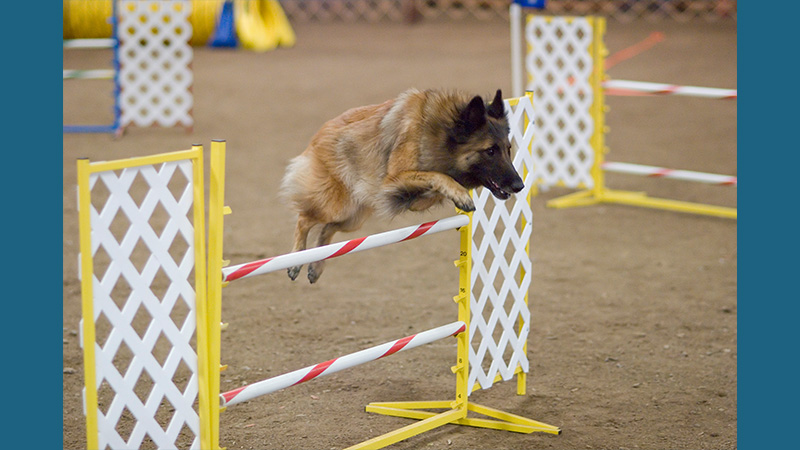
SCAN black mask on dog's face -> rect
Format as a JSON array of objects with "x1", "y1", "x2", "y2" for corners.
[{"x1": 448, "y1": 89, "x2": 524, "y2": 199}]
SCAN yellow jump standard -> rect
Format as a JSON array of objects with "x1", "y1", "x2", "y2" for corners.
[
  {"x1": 519, "y1": 15, "x2": 736, "y2": 219},
  {"x1": 351, "y1": 213, "x2": 559, "y2": 450}
]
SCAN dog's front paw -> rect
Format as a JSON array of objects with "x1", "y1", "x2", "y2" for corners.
[{"x1": 454, "y1": 197, "x2": 475, "y2": 213}]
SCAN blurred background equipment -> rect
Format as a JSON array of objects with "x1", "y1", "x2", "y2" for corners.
[
  {"x1": 63, "y1": 0, "x2": 196, "y2": 135},
  {"x1": 63, "y1": 0, "x2": 296, "y2": 50}
]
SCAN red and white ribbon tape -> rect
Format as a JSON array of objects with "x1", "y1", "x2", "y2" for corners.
[
  {"x1": 222, "y1": 214, "x2": 470, "y2": 282},
  {"x1": 602, "y1": 161, "x2": 737, "y2": 186},
  {"x1": 603, "y1": 79, "x2": 737, "y2": 99},
  {"x1": 220, "y1": 320, "x2": 467, "y2": 407}
]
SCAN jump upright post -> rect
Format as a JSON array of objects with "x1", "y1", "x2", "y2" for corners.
[
  {"x1": 76, "y1": 93, "x2": 560, "y2": 450},
  {"x1": 510, "y1": 11, "x2": 737, "y2": 219}
]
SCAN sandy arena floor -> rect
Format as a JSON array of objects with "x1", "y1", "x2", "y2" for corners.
[{"x1": 63, "y1": 17, "x2": 736, "y2": 449}]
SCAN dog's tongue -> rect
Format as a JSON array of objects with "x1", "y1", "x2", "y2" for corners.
[{"x1": 487, "y1": 181, "x2": 510, "y2": 199}]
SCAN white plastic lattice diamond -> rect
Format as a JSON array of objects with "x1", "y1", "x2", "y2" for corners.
[
  {"x1": 118, "y1": 0, "x2": 194, "y2": 129},
  {"x1": 525, "y1": 16, "x2": 595, "y2": 188},
  {"x1": 468, "y1": 96, "x2": 534, "y2": 394},
  {"x1": 83, "y1": 160, "x2": 200, "y2": 449}
]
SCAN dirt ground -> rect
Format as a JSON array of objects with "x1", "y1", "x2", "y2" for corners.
[{"x1": 62, "y1": 17, "x2": 737, "y2": 450}]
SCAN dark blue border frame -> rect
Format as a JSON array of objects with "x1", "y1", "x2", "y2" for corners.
[
  {"x1": 12, "y1": 2, "x2": 790, "y2": 449},
  {"x1": 6, "y1": 3, "x2": 62, "y2": 448},
  {"x1": 738, "y1": 2, "x2": 795, "y2": 450}
]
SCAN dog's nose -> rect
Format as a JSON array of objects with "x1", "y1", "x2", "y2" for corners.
[{"x1": 509, "y1": 176, "x2": 525, "y2": 193}]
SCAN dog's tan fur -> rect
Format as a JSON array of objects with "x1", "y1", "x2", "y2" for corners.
[{"x1": 280, "y1": 88, "x2": 522, "y2": 283}]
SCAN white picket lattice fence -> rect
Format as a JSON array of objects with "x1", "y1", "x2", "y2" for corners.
[
  {"x1": 118, "y1": 0, "x2": 194, "y2": 129},
  {"x1": 525, "y1": 15, "x2": 597, "y2": 189},
  {"x1": 80, "y1": 159, "x2": 201, "y2": 449},
  {"x1": 469, "y1": 95, "x2": 535, "y2": 393}
]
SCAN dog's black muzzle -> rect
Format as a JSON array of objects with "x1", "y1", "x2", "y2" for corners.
[{"x1": 486, "y1": 173, "x2": 524, "y2": 200}]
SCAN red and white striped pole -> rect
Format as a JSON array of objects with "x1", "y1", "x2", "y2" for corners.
[
  {"x1": 222, "y1": 214, "x2": 470, "y2": 282},
  {"x1": 603, "y1": 79, "x2": 737, "y2": 100},
  {"x1": 220, "y1": 321, "x2": 467, "y2": 407},
  {"x1": 602, "y1": 161, "x2": 737, "y2": 186}
]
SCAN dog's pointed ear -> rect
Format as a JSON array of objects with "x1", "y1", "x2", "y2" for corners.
[
  {"x1": 487, "y1": 89, "x2": 505, "y2": 119},
  {"x1": 452, "y1": 95, "x2": 487, "y2": 143},
  {"x1": 461, "y1": 95, "x2": 487, "y2": 127}
]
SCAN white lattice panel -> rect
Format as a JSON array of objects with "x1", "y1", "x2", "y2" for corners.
[
  {"x1": 525, "y1": 16, "x2": 595, "y2": 188},
  {"x1": 80, "y1": 160, "x2": 200, "y2": 449},
  {"x1": 118, "y1": 0, "x2": 194, "y2": 129},
  {"x1": 468, "y1": 96, "x2": 534, "y2": 394}
]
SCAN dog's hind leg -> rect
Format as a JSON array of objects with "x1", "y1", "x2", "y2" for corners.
[
  {"x1": 306, "y1": 208, "x2": 369, "y2": 283},
  {"x1": 287, "y1": 214, "x2": 317, "y2": 281},
  {"x1": 306, "y1": 222, "x2": 342, "y2": 284}
]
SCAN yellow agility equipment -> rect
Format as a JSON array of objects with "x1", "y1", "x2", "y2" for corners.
[
  {"x1": 353, "y1": 209, "x2": 559, "y2": 450},
  {"x1": 353, "y1": 94, "x2": 564, "y2": 449},
  {"x1": 63, "y1": 0, "x2": 222, "y2": 46},
  {"x1": 212, "y1": 93, "x2": 558, "y2": 447},
  {"x1": 63, "y1": 0, "x2": 113, "y2": 39},
  {"x1": 77, "y1": 93, "x2": 560, "y2": 449},
  {"x1": 515, "y1": 14, "x2": 736, "y2": 219},
  {"x1": 76, "y1": 147, "x2": 219, "y2": 449},
  {"x1": 547, "y1": 17, "x2": 736, "y2": 219},
  {"x1": 234, "y1": 0, "x2": 296, "y2": 51},
  {"x1": 63, "y1": 0, "x2": 295, "y2": 49}
]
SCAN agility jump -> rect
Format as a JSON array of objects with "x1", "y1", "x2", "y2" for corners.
[
  {"x1": 510, "y1": 6, "x2": 737, "y2": 219},
  {"x1": 76, "y1": 94, "x2": 560, "y2": 449}
]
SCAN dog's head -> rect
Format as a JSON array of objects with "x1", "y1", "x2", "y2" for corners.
[{"x1": 447, "y1": 89, "x2": 524, "y2": 200}]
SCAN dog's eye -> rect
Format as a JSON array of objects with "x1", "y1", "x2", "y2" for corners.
[{"x1": 486, "y1": 145, "x2": 498, "y2": 156}]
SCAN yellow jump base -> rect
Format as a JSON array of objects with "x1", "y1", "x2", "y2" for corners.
[
  {"x1": 547, "y1": 188, "x2": 737, "y2": 219},
  {"x1": 357, "y1": 400, "x2": 560, "y2": 450}
]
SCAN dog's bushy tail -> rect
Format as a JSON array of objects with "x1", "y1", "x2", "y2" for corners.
[{"x1": 279, "y1": 154, "x2": 313, "y2": 213}]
